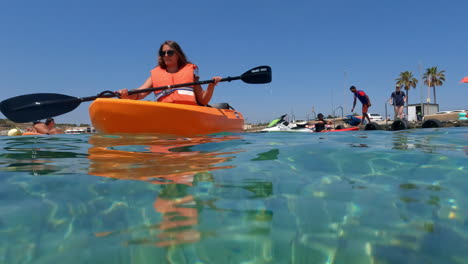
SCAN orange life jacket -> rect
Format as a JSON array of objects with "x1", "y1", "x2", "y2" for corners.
[{"x1": 150, "y1": 63, "x2": 198, "y2": 105}]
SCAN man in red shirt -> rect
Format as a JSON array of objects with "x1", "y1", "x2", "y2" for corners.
[{"x1": 350, "y1": 86, "x2": 372, "y2": 125}]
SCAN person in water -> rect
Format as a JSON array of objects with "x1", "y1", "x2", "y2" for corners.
[
  {"x1": 31, "y1": 118, "x2": 64, "y2": 134},
  {"x1": 350, "y1": 86, "x2": 372, "y2": 125},
  {"x1": 313, "y1": 113, "x2": 332, "y2": 132},
  {"x1": 117, "y1": 40, "x2": 222, "y2": 106}
]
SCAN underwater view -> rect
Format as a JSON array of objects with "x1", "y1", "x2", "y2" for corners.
[{"x1": 1, "y1": 127, "x2": 467, "y2": 264}]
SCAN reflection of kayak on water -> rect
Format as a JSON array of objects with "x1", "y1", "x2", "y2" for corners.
[
  {"x1": 89, "y1": 134, "x2": 274, "y2": 252},
  {"x1": 88, "y1": 134, "x2": 241, "y2": 248},
  {"x1": 87, "y1": 134, "x2": 241, "y2": 185},
  {"x1": 261, "y1": 114, "x2": 359, "y2": 133}
]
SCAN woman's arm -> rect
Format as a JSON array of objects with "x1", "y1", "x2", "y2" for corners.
[{"x1": 194, "y1": 77, "x2": 221, "y2": 106}]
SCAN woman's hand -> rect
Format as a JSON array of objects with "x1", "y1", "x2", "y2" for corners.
[
  {"x1": 212, "y1": 76, "x2": 222, "y2": 86},
  {"x1": 116, "y1": 88, "x2": 130, "y2": 99},
  {"x1": 116, "y1": 88, "x2": 141, "y2": 100}
]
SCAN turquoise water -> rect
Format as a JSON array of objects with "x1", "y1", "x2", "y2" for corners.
[{"x1": 1, "y1": 128, "x2": 467, "y2": 264}]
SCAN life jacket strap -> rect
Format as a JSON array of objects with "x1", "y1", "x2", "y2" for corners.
[{"x1": 154, "y1": 87, "x2": 194, "y2": 102}]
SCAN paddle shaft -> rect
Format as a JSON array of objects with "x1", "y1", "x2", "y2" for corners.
[{"x1": 80, "y1": 76, "x2": 241, "y2": 102}]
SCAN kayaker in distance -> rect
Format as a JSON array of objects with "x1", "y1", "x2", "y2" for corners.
[
  {"x1": 117, "y1": 40, "x2": 222, "y2": 106},
  {"x1": 350, "y1": 86, "x2": 372, "y2": 125},
  {"x1": 29, "y1": 118, "x2": 64, "y2": 134},
  {"x1": 312, "y1": 113, "x2": 332, "y2": 132}
]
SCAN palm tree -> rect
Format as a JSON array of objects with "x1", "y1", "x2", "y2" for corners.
[
  {"x1": 396, "y1": 71, "x2": 418, "y2": 116},
  {"x1": 422, "y1": 66, "x2": 446, "y2": 104}
]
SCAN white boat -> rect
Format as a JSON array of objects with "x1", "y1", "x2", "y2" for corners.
[
  {"x1": 261, "y1": 115, "x2": 313, "y2": 132},
  {"x1": 65, "y1": 128, "x2": 86, "y2": 134}
]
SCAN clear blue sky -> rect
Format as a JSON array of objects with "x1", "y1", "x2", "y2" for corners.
[{"x1": 1, "y1": 0, "x2": 467, "y2": 124}]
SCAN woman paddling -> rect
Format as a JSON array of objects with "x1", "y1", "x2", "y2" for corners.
[{"x1": 117, "y1": 40, "x2": 221, "y2": 106}]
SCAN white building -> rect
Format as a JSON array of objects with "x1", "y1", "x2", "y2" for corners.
[{"x1": 407, "y1": 103, "x2": 439, "y2": 121}]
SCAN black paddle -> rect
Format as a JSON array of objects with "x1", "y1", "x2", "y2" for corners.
[{"x1": 0, "y1": 65, "x2": 271, "y2": 123}]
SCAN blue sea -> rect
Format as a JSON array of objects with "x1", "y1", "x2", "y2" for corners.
[{"x1": 1, "y1": 127, "x2": 467, "y2": 264}]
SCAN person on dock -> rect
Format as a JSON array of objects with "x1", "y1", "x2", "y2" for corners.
[
  {"x1": 117, "y1": 40, "x2": 221, "y2": 106},
  {"x1": 350, "y1": 86, "x2": 372, "y2": 125},
  {"x1": 388, "y1": 84, "x2": 406, "y2": 119},
  {"x1": 31, "y1": 118, "x2": 64, "y2": 135}
]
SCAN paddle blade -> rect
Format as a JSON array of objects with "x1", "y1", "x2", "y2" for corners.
[
  {"x1": 241, "y1": 65, "x2": 272, "y2": 84},
  {"x1": 0, "y1": 93, "x2": 81, "y2": 123}
]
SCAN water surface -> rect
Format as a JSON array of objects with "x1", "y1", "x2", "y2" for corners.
[{"x1": 1, "y1": 128, "x2": 467, "y2": 263}]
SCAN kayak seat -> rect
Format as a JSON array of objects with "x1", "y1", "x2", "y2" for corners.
[{"x1": 209, "y1": 103, "x2": 235, "y2": 110}]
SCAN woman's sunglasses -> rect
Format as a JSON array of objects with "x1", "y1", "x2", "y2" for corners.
[{"x1": 159, "y1": 50, "x2": 175, "y2": 57}]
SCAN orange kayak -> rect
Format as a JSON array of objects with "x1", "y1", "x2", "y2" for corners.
[
  {"x1": 323, "y1": 127, "x2": 359, "y2": 132},
  {"x1": 22, "y1": 132, "x2": 44, "y2": 136},
  {"x1": 89, "y1": 98, "x2": 244, "y2": 136}
]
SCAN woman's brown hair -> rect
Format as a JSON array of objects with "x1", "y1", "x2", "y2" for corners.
[{"x1": 157, "y1": 40, "x2": 191, "y2": 69}]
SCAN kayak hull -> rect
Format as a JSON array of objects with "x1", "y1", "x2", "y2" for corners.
[
  {"x1": 89, "y1": 99, "x2": 244, "y2": 136},
  {"x1": 22, "y1": 132, "x2": 44, "y2": 136},
  {"x1": 261, "y1": 126, "x2": 360, "y2": 133},
  {"x1": 323, "y1": 127, "x2": 359, "y2": 132}
]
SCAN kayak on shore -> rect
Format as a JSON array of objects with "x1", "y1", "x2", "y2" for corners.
[{"x1": 89, "y1": 98, "x2": 244, "y2": 136}]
